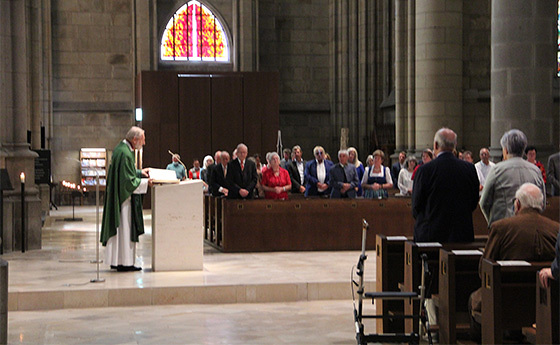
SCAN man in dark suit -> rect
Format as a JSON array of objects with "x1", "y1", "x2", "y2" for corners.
[
  {"x1": 304, "y1": 145, "x2": 334, "y2": 197},
  {"x1": 412, "y1": 128, "x2": 479, "y2": 243},
  {"x1": 329, "y1": 149, "x2": 360, "y2": 198},
  {"x1": 287, "y1": 145, "x2": 306, "y2": 194},
  {"x1": 211, "y1": 151, "x2": 229, "y2": 197},
  {"x1": 226, "y1": 143, "x2": 257, "y2": 199},
  {"x1": 548, "y1": 151, "x2": 560, "y2": 196},
  {"x1": 391, "y1": 151, "x2": 406, "y2": 183},
  {"x1": 206, "y1": 150, "x2": 221, "y2": 195}
]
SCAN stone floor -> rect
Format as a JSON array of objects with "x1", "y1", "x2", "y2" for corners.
[{"x1": 4, "y1": 206, "x2": 379, "y2": 344}]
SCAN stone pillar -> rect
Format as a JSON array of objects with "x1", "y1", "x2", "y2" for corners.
[
  {"x1": 2, "y1": 0, "x2": 42, "y2": 252},
  {"x1": 234, "y1": 0, "x2": 258, "y2": 72},
  {"x1": 490, "y1": 0, "x2": 556, "y2": 159},
  {"x1": 415, "y1": 0, "x2": 463, "y2": 149},
  {"x1": 394, "y1": 0, "x2": 406, "y2": 152},
  {"x1": 406, "y1": 0, "x2": 415, "y2": 152}
]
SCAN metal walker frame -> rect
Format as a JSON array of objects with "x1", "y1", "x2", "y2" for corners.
[{"x1": 352, "y1": 220, "x2": 433, "y2": 345}]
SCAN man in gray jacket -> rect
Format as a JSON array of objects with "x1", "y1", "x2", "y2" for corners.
[{"x1": 479, "y1": 129, "x2": 545, "y2": 227}]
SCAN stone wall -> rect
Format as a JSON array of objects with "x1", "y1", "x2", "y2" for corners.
[
  {"x1": 259, "y1": 0, "x2": 331, "y2": 155},
  {"x1": 462, "y1": 0, "x2": 491, "y2": 152},
  {"x1": 51, "y1": 0, "x2": 135, "y2": 183}
]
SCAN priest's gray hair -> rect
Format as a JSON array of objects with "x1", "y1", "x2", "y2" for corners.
[
  {"x1": 515, "y1": 182, "x2": 543, "y2": 211},
  {"x1": 338, "y1": 149, "x2": 348, "y2": 158},
  {"x1": 434, "y1": 128, "x2": 456, "y2": 151},
  {"x1": 126, "y1": 126, "x2": 144, "y2": 141},
  {"x1": 500, "y1": 129, "x2": 527, "y2": 157}
]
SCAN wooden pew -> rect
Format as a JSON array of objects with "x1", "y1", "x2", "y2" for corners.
[
  {"x1": 215, "y1": 197, "x2": 558, "y2": 252},
  {"x1": 438, "y1": 248, "x2": 483, "y2": 344},
  {"x1": 402, "y1": 240, "x2": 487, "y2": 334},
  {"x1": 375, "y1": 234, "x2": 411, "y2": 333},
  {"x1": 535, "y1": 273, "x2": 559, "y2": 344},
  {"x1": 480, "y1": 259, "x2": 549, "y2": 344},
  {"x1": 214, "y1": 196, "x2": 222, "y2": 247},
  {"x1": 204, "y1": 194, "x2": 210, "y2": 241}
]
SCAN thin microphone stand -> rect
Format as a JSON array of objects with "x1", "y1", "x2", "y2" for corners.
[{"x1": 90, "y1": 169, "x2": 105, "y2": 283}]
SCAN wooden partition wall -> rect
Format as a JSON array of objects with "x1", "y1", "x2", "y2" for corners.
[{"x1": 136, "y1": 71, "x2": 279, "y2": 207}]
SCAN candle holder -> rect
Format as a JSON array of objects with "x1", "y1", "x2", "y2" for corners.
[
  {"x1": 20, "y1": 172, "x2": 25, "y2": 253},
  {"x1": 62, "y1": 180, "x2": 83, "y2": 222}
]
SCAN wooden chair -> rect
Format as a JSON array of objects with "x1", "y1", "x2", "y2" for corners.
[
  {"x1": 375, "y1": 234, "x2": 411, "y2": 333},
  {"x1": 480, "y1": 259, "x2": 549, "y2": 344},
  {"x1": 438, "y1": 248, "x2": 482, "y2": 344}
]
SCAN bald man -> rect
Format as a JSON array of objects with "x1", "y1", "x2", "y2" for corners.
[
  {"x1": 412, "y1": 128, "x2": 480, "y2": 243},
  {"x1": 469, "y1": 183, "x2": 559, "y2": 341}
]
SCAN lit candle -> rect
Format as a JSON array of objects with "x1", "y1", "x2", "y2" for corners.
[{"x1": 20, "y1": 172, "x2": 25, "y2": 183}]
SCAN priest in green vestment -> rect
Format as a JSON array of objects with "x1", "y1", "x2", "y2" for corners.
[{"x1": 101, "y1": 126, "x2": 152, "y2": 272}]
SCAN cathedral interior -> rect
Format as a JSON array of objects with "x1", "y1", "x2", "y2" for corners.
[{"x1": 0, "y1": 0, "x2": 559, "y2": 343}]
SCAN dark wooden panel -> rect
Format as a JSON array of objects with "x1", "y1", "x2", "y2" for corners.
[
  {"x1": 242, "y1": 72, "x2": 279, "y2": 156},
  {"x1": 211, "y1": 75, "x2": 243, "y2": 153},
  {"x1": 139, "y1": 71, "x2": 179, "y2": 170},
  {"x1": 258, "y1": 72, "x2": 280, "y2": 154},
  {"x1": 178, "y1": 76, "x2": 212, "y2": 166}
]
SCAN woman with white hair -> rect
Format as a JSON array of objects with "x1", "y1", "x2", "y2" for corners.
[
  {"x1": 200, "y1": 155, "x2": 213, "y2": 191},
  {"x1": 348, "y1": 147, "x2": 365, "y2": 197},
  {"x1": 261, "y1": 152, "x2": 291, "y2": 200},
  {"x1": 397, "y1": 156, "x2": 417, "y2": 196}
]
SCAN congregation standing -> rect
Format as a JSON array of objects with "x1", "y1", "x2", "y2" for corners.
[{"x1": 172, "y1": 127, "x2": 560, "y2": 205}]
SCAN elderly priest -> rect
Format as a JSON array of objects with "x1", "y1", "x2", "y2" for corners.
[{"x1": 101, "y1": 126, "x2": 152, "y2": 272}]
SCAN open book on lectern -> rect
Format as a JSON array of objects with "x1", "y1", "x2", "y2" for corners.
[{"x1": 148, "y1": 168, "x2": 180, "y2": 184}]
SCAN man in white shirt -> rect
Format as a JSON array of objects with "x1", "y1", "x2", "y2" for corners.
[
  {"x1": 474, "y1": 147, "x2": 495, "y2": 192},
  {"x1": 304, "y1": 145, "x2": 334, "y2": 197}
]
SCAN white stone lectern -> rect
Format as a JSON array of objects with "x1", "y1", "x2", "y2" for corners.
[{"x1": 151, "y1": 180, "x2": 203, "y2": 271}]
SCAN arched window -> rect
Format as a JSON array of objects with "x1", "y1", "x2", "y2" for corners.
[{"x1": 161, "y1": 1, "x2": 229, "y2": 62}]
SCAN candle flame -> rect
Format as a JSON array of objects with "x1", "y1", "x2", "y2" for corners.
[{"x1": 20, "y1": 172, "x2": 25, "y2": 183}]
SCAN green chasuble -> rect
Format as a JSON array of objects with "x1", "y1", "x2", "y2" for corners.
[{"x1": 100, "y1": 141, "x2": 145, "y2": 246}]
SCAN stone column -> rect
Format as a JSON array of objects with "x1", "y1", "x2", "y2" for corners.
[
  {"x1": 394, "y1": 0, "x2": 407, "y2": 152},
  {"x1": 415, "y1": 0, "x2": 463, "y2": 149},
  {"x1": 2, "y1": 0, "x2": 41, "y2": 252},
  {"x1": 234, "y1": 0, "x2": 258, "y2": 72},
  {"x1": 490, "y1": 0, "x2": 556, "y2": 159},
  {"x1": 406, "y1": 0, "x2": 415, "y2": 152}
]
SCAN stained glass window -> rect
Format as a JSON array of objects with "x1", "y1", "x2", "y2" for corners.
[{"x1": 161, "y1": 1, "x2": 229, "y2": 62}]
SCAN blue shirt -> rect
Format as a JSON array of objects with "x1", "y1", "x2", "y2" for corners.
[{"x1": 166, "y1": 163, "x2": 186, "y2": 180}]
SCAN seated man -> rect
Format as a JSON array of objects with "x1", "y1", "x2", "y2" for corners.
[
  {"x1": 329, "y1": 149, "x2": 359, "y2": 199},
  {"x1": 211, "y1": 151, "x2": 230, "y2": 197},
  {"x1": 469, "y1": 183, "x2": 559, "y2": 341}
]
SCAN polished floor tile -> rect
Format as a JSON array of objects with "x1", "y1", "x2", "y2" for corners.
[
  {"x1": 3, "y1": 206, "x2": 379, "y2": 343},
  {"x1": 8, "y1": 300, "x2": 359, "y2": 345},
  {"x1": 5, "y1": 206, "x2": 374, "y2": 296}
]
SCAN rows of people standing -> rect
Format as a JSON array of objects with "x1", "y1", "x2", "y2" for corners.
[{"x1": 173, "y1": 132, "x2": 560, "y2": 204}]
